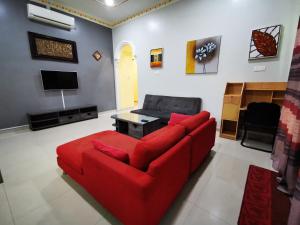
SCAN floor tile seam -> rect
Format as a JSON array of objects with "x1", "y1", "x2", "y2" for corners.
[
  {"x1": 191, "y1": 203, "x2": 232, "y2": 225},
  {"x1": 185, "y1": 174, "x2": 214, "y2": 205},
  {"x1": 6, "y1": 182, "x2": 72, "y2": 222},
  {"x1": 2, "y1": 184, "x2": 16, "y2": 225}
]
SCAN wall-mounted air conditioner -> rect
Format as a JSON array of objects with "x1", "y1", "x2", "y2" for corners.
[{"x1": 27, "y1": 4, "x2": 75, "y2": 30}]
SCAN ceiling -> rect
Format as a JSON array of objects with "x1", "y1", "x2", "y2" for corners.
[{"x1": 31, "y1": 0, "x2": 179, "y2": 28}]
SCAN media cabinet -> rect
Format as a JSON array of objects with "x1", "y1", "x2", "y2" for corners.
[{"x1": 27, "y1": 105, "x2": 98, "y2": 131}]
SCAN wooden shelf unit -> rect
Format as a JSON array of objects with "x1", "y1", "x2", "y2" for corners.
[{"x1": 220, "y1": 82, "x2": 287, "y2": 140}]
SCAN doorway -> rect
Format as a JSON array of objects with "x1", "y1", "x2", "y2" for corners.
[{"x1": 116, "y1": 43, "x2": 138, "y2": 109}]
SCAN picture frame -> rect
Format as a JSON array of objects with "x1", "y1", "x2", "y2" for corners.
[
  {"x1": 93, "y1": 51, "x2": 102, "y2": 61},
  {"x1": 248, "y1": 25, "x2": 282, "y2": 60},
  {"x1": 150, "y1": 48, "x2": 163, "y2": 68},
  {"x1": 186, "y1": 36, "x2": 222, "y2": 74},
  {"x1": 28, "y1": 31, "x2": 79, "y2": 63}
]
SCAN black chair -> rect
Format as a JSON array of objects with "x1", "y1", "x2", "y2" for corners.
[{"x1": 241, "y1": 102, "x2": 281, "y2": 152}]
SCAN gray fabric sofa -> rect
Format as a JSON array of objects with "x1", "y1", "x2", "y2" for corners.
[{"x1": 131, "y1": 94, "x2": 202, "y2": 124}]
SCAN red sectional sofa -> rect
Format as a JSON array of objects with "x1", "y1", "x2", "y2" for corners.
[{"x1": 56, "y1": 111, "x2": 216, "y2": 225}]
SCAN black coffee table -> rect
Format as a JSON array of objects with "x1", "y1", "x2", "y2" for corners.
[{"x1": 111, "y1": 112, "x2": 164, "y2": 139}]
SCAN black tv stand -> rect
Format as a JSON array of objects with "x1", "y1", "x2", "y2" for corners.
[{"x1": 27, "y1": 105, "x2": 98, "y2": 131}]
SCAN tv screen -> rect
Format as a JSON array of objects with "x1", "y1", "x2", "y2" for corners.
[{"x1": 41, "y1": 70, "x2": 78, "y2": 90}]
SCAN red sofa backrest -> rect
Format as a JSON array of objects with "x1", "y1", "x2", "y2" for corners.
[
  {"x1": 188, "y1": 118, "x2": 216, "y2": 173},
  {"x1": 130, "y1": 125, "x2": 185, "y2": 171},
  {"x1": 147, "y1": 136, "x2": 192, "y2": 178},
  {"x1": 179, "y1": 111, "x2": 210, "y2": 134}
]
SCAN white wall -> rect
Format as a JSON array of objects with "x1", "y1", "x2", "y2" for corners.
[{"x1": 112, "y1": 0, "x2": 300, "y2": 125}]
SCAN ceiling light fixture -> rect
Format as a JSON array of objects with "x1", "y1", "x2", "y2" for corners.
[
  {"x1": 105, "y1": 0, "x2": 115, "y2": 7},
  {"x1": 96, "y1": 0, "x2": 128, "y2": 8}
]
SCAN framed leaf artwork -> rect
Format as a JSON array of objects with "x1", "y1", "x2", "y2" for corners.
[
  {"x1": 150, "y1": 48, "x2": 163, "y2": 68},
  {"x1": 249, "y1": 25, "x2": 282, "y2": 60}
]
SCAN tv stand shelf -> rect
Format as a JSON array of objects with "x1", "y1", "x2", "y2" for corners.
[{"x1": 28, "y1": 105, "x2": 98, "y2": 131}]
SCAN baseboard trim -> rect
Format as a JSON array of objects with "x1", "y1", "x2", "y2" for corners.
[
  {"x1": 0, "y1": 125, "x2": 29, "y2": 133},
  {"x1": 98, "y1": 109, "x2": 117, "y2": 115}
]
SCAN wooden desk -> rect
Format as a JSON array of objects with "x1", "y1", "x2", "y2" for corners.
[{"x1": 220, "y1": 82, "x2": 287, "y2": 140}]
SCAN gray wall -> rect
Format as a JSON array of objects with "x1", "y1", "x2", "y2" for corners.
[{"x1": 0, "y1": 0, "x2": 116, "y2": 129}]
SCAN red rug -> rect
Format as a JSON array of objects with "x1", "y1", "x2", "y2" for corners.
[{"x1": 238, "y1": 165, "x2": 290, "y2": 225}]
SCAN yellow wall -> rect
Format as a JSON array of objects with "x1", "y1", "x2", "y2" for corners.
[{"x1": 117, "y1": 44, "x2": 138, "y2": 109}]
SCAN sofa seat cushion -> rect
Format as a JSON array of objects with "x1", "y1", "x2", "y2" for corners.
[
  {"x1": 179, "y1": 111, "x2": 210, "y2": 134},
  {"x1": 92, "y1": 139, "x2": 129, "y2": 163},
  {"x1": 131, "y1": 125, "x2": 185, "y2": 170},
  {"x1": 57, "y1": 131, "x2": 138, "y2": 174}
]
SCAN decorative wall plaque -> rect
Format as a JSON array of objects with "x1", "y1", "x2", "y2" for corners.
[
  {"x1": 93, "y1": 51, "x2": 102, "y2": 61},
  {"x1": 28, "y1": 32, "x2": 78, "y2": 63}
]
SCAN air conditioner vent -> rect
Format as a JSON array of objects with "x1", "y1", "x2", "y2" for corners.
[{"x1": 27, "y1": 4, "x2": 75, "y2": 30}]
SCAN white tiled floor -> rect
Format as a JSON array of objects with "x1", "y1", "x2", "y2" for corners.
[{"x1": 0, "y1": 111, "x2": 273, "y2": 225}]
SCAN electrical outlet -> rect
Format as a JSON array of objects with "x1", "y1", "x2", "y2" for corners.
[{"x1": 253, "y1": 65, "x2": 266, "y2": 72}]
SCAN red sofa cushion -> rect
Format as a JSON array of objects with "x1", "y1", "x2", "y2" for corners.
[
  {"x1": 141, "y1": 125, "x2": 174, "y2": 141},
  {"x1": 168, "y1": 113, "x2": 192, "y2": 126},
  {"x1": 179, "y1": 111, "x2": 210, "y2": 134},
  {"x1": 92, "y1": 139, "x2": 129, "y2": 163},
  {"x1": 56, "y1": 131, "x2": 138, "y2": 174},
  {"x1": 131, "y1": 125, "x2": 185, "y2": 170},
  {"x1": 92, "y1": 130, "x2": 138, "y2": 157}
]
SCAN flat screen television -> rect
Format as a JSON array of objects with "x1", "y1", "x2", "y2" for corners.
[{"x1": 41, "y1": 70, "x2": 78, "y2": 90}]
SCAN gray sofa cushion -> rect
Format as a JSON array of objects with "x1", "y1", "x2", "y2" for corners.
[
  {"x1": 143, "y1": 94, "x2": 201, "y2": 114},
  {"x1": 131, "y1": 94, "x2": 201, "y2": 123}
]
